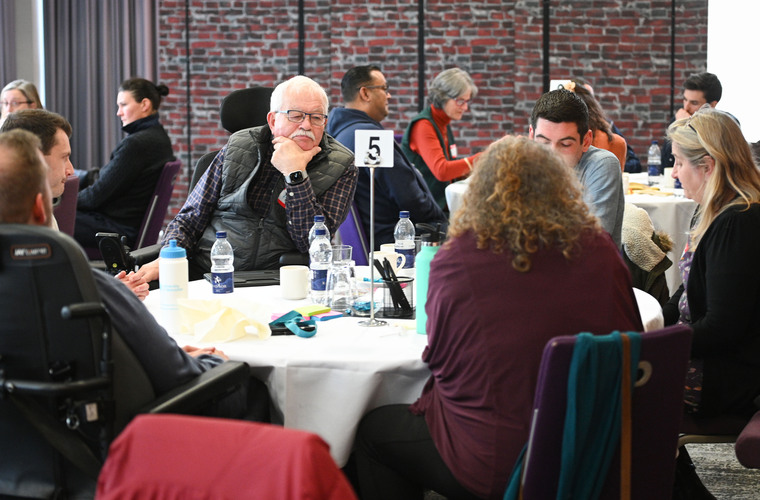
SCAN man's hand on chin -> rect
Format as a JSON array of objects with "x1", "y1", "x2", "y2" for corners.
[{"x1": 271, "y1": 136, "x2": 321, "y2": 174}]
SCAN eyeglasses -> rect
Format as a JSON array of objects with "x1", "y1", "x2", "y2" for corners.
[
  {"x1": 1, "y1": 100, "x2": 33, "y2": 108},
  {"x1": 274, "y1": 110, "x2": 328, "y2": 127},
  {"x1": 453, "y1": 98, "x2": 471, "y2": 107},
  {"x1": 362, "y1": 84, "x2": 390, "y2": 93}
]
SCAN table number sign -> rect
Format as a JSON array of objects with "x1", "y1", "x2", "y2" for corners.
[{"x1": 354, "y1": 130, "x2": 394, "y2": 168}]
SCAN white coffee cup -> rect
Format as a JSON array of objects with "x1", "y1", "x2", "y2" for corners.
[
  {"x1": 280, "y1": 265, "x2": 309, "y2": 300},
  {"x1": 379, "y1": 243, "x2": 396, "y2": 254},
  {"x1": 373, "y1": 251, "x2": 405, "y2": 275},
  {"x1": 662, "y1": 168, "x2": 675, "y2": 188}
]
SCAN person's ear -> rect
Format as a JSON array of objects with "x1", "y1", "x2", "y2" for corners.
[
  {"x1": 31, "y1": 193, "x2": 48, "y2": 226},
  {"x1": 702, "y1": 155, "x2": 716, "y2": 176},
  {"x1": 528, "y1": 125, "x2": 534, "y2": 139},
  {"x1": 140, "y1": 98, "x2": 152, "y2": 113},
  {"x1": 581, "y1": 129, "x2": 593, "y2": 151},
  {"x1": 267, "y1": 110, "x2": 276, "y2": 131}
]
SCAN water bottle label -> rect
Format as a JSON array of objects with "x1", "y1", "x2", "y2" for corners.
[
  {"x1": 675, "y1": 178, "x2": 682, "y2": 189},
  {"x1": 311, "y1": 268, "x2": 328, "y2": 291},
  {"x1": 397, "y1": 247, "x2": 415, "y2": 268},
  {"x1": 212, "y1": 271, "x2": 234, "y2": 294},
  {"x1": 648, "y1": 165, "x2": 660, "y2": 177}
]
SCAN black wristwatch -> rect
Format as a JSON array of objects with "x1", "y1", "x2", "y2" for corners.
[{"x1": 284, "y1": 170, "x2": 307, "y2": 185}]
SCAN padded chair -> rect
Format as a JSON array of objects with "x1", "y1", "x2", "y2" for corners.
[
  {"x1": 53, "y1": 175, "x2": 80, "y2": 236},
  {"x1": 510, "y1": 325, "x2": 692, "y2": 499},
  {"x1": 95, "y1": 414, "x2": 358, "y2": 500},
  {"x1": 736, "y1": 409, "x2": 760, "y2": 468},
  {"x1": 189, "y1": 86, "x2": 274, "y2": 193},
  {"x1": 84, "y1": 159, "x2": 181, "y2": 260},
  {"x1": 337, "y1": 201, "x2": 369, "y2": 266},
  {"x1": 134, "y1": 158, "x2": 182, "y2": 249},
  {"x1": 0, "y1": 224, "x2": 250, "y2": 498}
]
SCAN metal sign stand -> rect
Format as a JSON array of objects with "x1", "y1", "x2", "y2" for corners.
[
  {"x1": 353, "y1": 129, "x2": 393, "y2": 327},
  {"x1": 358, "y1": 163, "x2": 386, "y2": 327}
]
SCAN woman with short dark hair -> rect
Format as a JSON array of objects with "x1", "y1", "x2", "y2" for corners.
[{"x1": 75, "y1": 77, "x2": 174, "y2": 252}]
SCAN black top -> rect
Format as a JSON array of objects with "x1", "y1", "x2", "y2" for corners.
[
  {"x1": 78, "y1": 113, "x2": 174, "y2": 229},
  {"x1": 664, "y1": 203, "x2": 760, "y2": 417}
]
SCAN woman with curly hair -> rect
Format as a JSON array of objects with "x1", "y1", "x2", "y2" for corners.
[{"x1": 351, "y1": 136, "x2": 642, "y2": 500}]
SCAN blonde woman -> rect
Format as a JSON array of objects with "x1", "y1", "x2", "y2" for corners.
[
  {"x1": 664, "y1": 108, "x2": 760, "y2": 418},
  {"x1": 353, "y1": 136, "x2": 642, "y2": 500}
]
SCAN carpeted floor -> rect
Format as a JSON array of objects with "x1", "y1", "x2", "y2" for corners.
[
  {"x1": 424, "y1": 443, "x2": 759, "y2": 500},
  {"x1": 688, "y1": 442, "x2": 760, "y2": 499}
]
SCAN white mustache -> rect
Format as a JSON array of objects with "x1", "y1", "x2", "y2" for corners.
[{"x1": 290, "y1": 129, "x2": 316, "y2": 141}]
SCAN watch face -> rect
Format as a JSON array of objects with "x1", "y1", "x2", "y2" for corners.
[{"x1": 288, "y1": 171, "x2": 304, "y2": 184}]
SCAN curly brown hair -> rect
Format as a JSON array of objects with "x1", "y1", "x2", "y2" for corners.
[{"x1": 448, "y1": 135, "x2": 601, "y2": 272}]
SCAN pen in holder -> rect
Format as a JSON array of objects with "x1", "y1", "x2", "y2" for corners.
[{"x1": 374, "y1": 258, "x2": 414, "y2": 318}]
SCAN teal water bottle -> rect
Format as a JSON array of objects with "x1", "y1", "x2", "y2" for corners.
[{"x1": 415, "y1": 232, "x2": 441, "y2": 334}]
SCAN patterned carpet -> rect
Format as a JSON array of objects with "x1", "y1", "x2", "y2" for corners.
[
  {"x1": 688, "y1": 442, "x2": 760, "y2": 499},
  {"x1": 424, "y1": 443, "x2": 760, "y2": 500}
]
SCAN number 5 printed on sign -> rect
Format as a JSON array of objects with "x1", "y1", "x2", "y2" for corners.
[{"x1": 354, "y1": 130, "x2": 394, "y2": 168}]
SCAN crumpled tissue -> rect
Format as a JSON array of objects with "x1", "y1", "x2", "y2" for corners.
[{"x1": 177, "y1": 297, "x2": 271, "y2": 342}]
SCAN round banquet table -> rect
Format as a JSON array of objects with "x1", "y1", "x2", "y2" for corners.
[{"x1": 143, "y1": 278, "x2": 663, "y2": 466}]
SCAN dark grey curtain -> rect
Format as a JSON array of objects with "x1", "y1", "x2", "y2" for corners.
[
  {"x1": 42, "y1": 0, "x2": 157, "y2": 171},
  {"x1": 0, "y1": 1, "x2": 17, "y2": 85}
]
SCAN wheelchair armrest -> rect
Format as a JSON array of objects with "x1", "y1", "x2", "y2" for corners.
[
  {"x1": 279, "y1": 251, "x2": 309, "y2": 266},
  {"x1": 131, "y1": 243, "x2": 162, "y2": 267},
  {"x1": 138, "y1": 361, "x2": 250, "y2": 416}
]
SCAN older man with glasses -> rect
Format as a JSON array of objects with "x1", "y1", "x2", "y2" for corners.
[{"x1": 134, "y1": 75, "x2": 357, "y2": 283}]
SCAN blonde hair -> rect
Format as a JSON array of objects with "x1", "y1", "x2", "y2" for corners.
[
  {"x1": 448, "y1": 135, "x2": 601, "y2": 272},
  {"x1": 667, "y1": 109, "x2": 760, "y2": 247}
]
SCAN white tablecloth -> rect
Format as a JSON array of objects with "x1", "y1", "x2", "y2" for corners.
[
  {"x1": 143, "y1": 278, "x2": 663, "y2": 466},
  {"x1": 625, "y1": 193, "x2": 697, "y2": 291},
  {"x1": 445, "y1": 178, "x2": 469, "y2": 215},
  {"x1": 144, "y1": 280, "x2": 429, "y2": 467}
]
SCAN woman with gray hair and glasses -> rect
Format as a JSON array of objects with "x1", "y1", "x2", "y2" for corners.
[
  {"x1": 0, "y1": 79, "x2": 43, "y2": 126},
  {"x1": 401, "y1": 67, "x2": 481, "y2": 212}
]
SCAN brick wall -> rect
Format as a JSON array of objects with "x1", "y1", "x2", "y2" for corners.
[{"x1": 157, "y1": 0, "x2": 708, "y2": 221}]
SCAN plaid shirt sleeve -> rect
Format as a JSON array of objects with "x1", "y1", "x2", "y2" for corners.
[
  {"x1": 285, "y1": 161, "x2": 358, "y2": 253},
  {"x1": 162, "y1": 147, "x2": 226, "y2": 250}
]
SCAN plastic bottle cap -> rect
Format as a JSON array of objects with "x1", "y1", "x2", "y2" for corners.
[
  {"x1": 399, "y1": 211, "x2": 410, "y2": 218},
  {"x1": 216, "y1": 231, "x2": 227, "y2": 238},
  {"x1": 160, "y1": 239, "x2": 187, "y2": 259},
  {"x1": 314, "y1": 215, "x2": 325, "y2": 222}
]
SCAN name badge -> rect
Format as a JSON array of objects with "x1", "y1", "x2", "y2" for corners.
[{"x1": 449, "y1": 144, "x2": 458, "y2": 158}]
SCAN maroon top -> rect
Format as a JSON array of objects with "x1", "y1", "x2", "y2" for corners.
[{"x1": 410, "y1": 230, "x2": 643, "y2": 499}]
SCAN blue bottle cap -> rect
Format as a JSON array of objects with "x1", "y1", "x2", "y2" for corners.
[
  {"x1": 399, "y1": 211, "x2": 410, "y2": 218},
  {"x1": 160, "y1": 239, "x2": 186, "y2": 259},
  {"x1": 216, "y1": 231, "x2": 227, "y2": 238},
  {"x1": 314, "y1": 215, "x2": 325, "y2": 222}
]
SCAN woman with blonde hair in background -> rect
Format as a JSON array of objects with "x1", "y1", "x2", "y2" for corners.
[
  {"x1": 352, "y1": 136, "x2": 641, "y2": 500},
  {"x1": 664, "y1": 108, "x2": 760, "y2": 419},
  {"x1": 0, "y1": 79, "x2": 42, "y2": 125}
]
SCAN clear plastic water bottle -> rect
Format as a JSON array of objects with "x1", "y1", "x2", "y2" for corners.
[
  {"x1": 210, "y1": 231, "x2": 234, "y2": 294},
  {"x1": 309, "y1": 227, "x2": 331, "y2": 304},
  {"x1": 308, "y1": 214, "x2": 329, "y2": 247},
  {"x1": 394, "y1": 211, "x2": 416, "y2": 271},
  {"x1": 647, "y1": 140, "x2": 662, "y2": 185}
]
